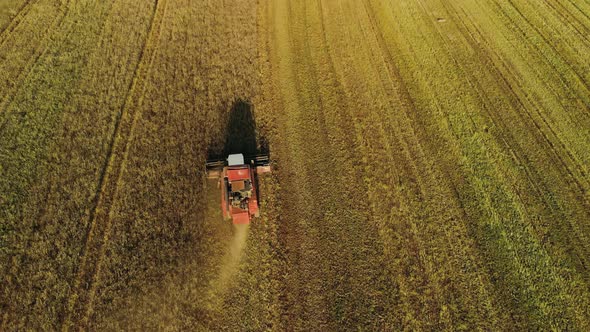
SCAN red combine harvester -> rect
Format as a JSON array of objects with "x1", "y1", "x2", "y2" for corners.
[{"x1": 206, "y1": 154, "x2": 271, "y2": 224}]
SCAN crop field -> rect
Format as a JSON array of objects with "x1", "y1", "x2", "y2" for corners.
[{"x1": 1, "y1": 0, "x2": 589, "y2": 330}]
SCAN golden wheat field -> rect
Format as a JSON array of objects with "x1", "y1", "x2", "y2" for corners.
[{"x1": 1, "y1": 0, "x2": 589, "y2": 330}]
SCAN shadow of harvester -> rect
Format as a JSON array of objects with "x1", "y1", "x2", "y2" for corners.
[{"x1": 207, "y1": 99, "x2": 268, "y2": 161}]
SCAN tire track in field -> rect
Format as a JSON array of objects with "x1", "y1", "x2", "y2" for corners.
[
  {"x1": 305, "y1": 2, "x2": 397, "y2": 327},
  {"x1": 367, "y1": 0, "x2": 588, "y2": 327},
  {"x1": 314, "y1": 0, "x2": 498, "y2": 327},
  {"x1": 4, "y1": 0, "x2": 117, "y2": 260},
  {"x1": 22, "y1": 0, "x2": 117, "y2": 227},
  {"x1": 267, "y1": 1, "x2": 395, "y2": 328},
  {"x1": 563, "y1": 0, "x2": 590, "y2": 36},
  {"x1": 0, "y1": 0, "x2": 36, "y2": 44},
  {"x1": 1, "y1": 1, "x2": 127, "y2": 328},
  {"x1": 484, "y1": 1, "x2": 590, "y2": 275},
  {"x1": 274, "y1": 2, "x2": 333, "y2": 326},
  {"x1": 0, "y1": 0, "x2": 70, "y2": 123},
  {"x1": 438, "y1": 2, "x2": 574, "y2": 227},
  {"x1": 354, "y1": 1, "x2": 456, "y2": 323},
  {"x1": 504, "y1": 0, "x2": 590, "y2": 103},
  {"x1": 491, "y1": 0, "x2": 590, "y2": 123},
  {"x1": 61, "y1": 0, "x2": 168, "y2": 330}
]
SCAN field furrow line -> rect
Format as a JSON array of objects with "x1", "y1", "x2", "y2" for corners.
[
  {"x1": 310, "y1": 3, "x2": 409, "y2": 327},
  {"x1": 0, "y1": 0, "x2": 70, "y2": 121},
  {"x1": 269, "y1": 1, "x2": 386, "y2": 327},
  {"x1": 353, "y1": 11, "x2": 447, "y2": 328},
  {"x1": 481, "y1": 1, "x2": 590, "y2": 143},
  {"x1": 0, "y1": 0, "x2": 73, "y2": 316},
  {"x1": 455, "y1": 0, "x2": 590, "y2": 205},
  {"x1": 0, "y1": 0, "x2": 36, "y2": 45},
  {"x1": 440, "y1": 3, "x2": 567, "y2": 217},
  {"x1": 368, "y1": 0, "x2": 487, "y2": 207},
  {"x1": 61, "y1": 0, "x2": 168, "y2": 330},
  {"x1": 262, "y1": 2, "x2": 301, "y2": 328},
  {"x1": 440, "y1": 3, "x2": 554, "y2": 196},
  {"x1": 283, "y1": 3, "x2": 334, "y2": 327},
  {"x1": 324, "y1": 1, "x2": 470, "y2": 326},
  {"x1": 494, "y1": 0, "x2": 590, "y2": 116}
]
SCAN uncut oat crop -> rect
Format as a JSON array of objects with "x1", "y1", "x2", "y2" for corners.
[{"x1": 1, "y1": 0, "x2": 589, "y2": 330}]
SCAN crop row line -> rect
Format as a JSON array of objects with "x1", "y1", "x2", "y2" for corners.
[
  {"x1": 499, "y1": 0, "x2": 590, "y2": 267},
  {"x1": 318, "y1": 0, "x2": 488, "y2": 326},
  {"x1": 564, "y1": 0, "x2": 590, "y2": 36},
  {"x1": 357, "y1": 0, "x2": 433, "y2": 271},
  {"x1": 453, "y1": 0, "x2": 582, "y2": 252},
  {"x1": 60, "y1": 0, "x2": 169, "y2": 330},
  {"x1": 440, "y1": 1, "x2": 560, "y2": 213},
  {"x1": 442, "y1": 0, "x2": 567, "y2": 207},
  {"x1": 351, "y1": 4, "x2": 443, "y2": 325},
  {"x1": 362, "y1": 0, "x2": 589, "y2": 327},
  {"x1": 445, "y1": 0, "x2": 590, "y2": 216},
  {"x1": 311, "y1": 2, "x2": 399, "y2": 312}
]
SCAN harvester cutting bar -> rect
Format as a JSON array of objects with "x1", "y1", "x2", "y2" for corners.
[
  {"x1": 206, "y1": 155, "x2": 270, "y2": 168},
  {"x1": 205, "y1": 154, "x2": 271, "y2": 179}
]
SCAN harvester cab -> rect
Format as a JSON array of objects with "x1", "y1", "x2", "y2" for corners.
[{"x1": 206, "y1": 153, "x2": 271, "y2": 224}]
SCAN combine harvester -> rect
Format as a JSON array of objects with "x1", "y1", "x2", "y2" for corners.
[{"x1": 206, "y1": 154, "x2": 271, "y2": 224}]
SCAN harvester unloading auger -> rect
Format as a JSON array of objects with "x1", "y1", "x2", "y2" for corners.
[{"x1": 206, "y1": 154, "x2": 271, "y2": 224}]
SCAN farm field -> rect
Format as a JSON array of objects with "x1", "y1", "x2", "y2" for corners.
[{"x1": 1, "y1": 0, "x2": 589, "y2": 330}]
